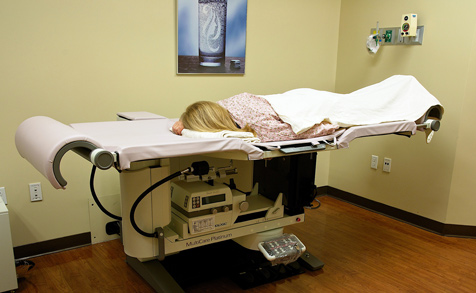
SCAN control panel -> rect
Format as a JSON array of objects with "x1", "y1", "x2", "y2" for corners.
[
  {"x1": 401, "y1": 13, "x2": 417, "y2": 37},
  {"x1": 172, "y1": 181, "x2": 232, "y2": 213}
]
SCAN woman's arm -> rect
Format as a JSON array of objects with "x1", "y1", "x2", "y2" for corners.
[{"x1": 172, "y1": 120, "x2": 184, "y2": 135}]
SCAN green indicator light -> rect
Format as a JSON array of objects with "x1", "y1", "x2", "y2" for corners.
[{"x1": 385, "y1": 30, "x2": 393, "y2": 43}]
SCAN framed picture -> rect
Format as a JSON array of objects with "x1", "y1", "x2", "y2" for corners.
[{"x1": 177, "y1": 0, "x2": 247, "y2": 74}]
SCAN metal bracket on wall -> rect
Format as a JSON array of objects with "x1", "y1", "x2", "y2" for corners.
[{"x1": 370, "y1": 25, "x2": 424, "y2": 46}]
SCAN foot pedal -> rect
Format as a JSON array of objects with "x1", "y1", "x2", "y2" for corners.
[
  {"x1": 299, "y1": 252, "x2": 324, "y2": 271},
  {"x1": 258, "y1": 233, "x2": 305, "y2": 266}
]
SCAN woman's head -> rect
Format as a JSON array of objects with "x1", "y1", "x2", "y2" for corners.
[{"x1": 181, "y1": 101, "x2": 255, "y2": 134}]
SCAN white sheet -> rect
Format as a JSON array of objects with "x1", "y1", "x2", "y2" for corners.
[
  {"x1": 181, "y1": 129, "x2": 261, "y2": 143},
  {"x1": 260, "y1": 75, "x2": 443, "y2": 134}
]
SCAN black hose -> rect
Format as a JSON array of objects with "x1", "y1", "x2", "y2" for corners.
[
  {"x1": 90, "y1": 165, "x2": 122, "y2": 221},
  {"x1": 129, "y1": 170, "x2": 183, "y2": 238},
  {"x1": 129, "y1": 161, "x2": 209, "y2": 238}
]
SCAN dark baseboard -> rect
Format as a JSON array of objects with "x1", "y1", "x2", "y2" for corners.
[
  {"x1": 317, "y1": 186, "x2": 476, "y2": 238},
  {"x1": 13, "y1": 186, "x2": 476, "y2": 260},
  {"x1": 14, "y1": 232, "x2": 91, "y2": 260}
]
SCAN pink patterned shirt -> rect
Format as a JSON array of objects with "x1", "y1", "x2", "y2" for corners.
[{"x1": 218, "y1": 93, "x2": 339, "y2": 142}]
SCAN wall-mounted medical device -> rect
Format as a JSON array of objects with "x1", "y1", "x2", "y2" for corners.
[
  {"x1": 369, "y1": 13, "x2": 423, "y2": 50},
  {"x1": 401, "y1": 13, "x2": 417, "y2": 37}
]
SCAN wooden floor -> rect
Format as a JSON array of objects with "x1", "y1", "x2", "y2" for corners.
[{"x1": 16, "y1": 196, "x2": 476, "y2": 292}]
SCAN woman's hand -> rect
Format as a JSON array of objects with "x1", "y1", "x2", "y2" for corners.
[{"x1": 172, "y1": 120, "x2": 184, "y2": 135}]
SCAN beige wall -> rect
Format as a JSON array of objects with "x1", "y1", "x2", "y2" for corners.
[
  {"x1": 332, "y1": 0, "x2": 476, "y2": 225},
  {"x1": 446, "y1": 22, "x2": 476, "y2": 224},
  {"x1": 0, "y1": 0, "x2": 341, "y2": 247},
  {"x1": 3, "y1": 0, "x2": 475, "y2": 249}
]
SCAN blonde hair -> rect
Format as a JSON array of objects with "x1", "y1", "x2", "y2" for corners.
[{"x1": 181, "y1": 101, "x2": 256, "y2": 135}]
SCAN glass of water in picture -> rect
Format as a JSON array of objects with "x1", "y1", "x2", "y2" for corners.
[{"x1": 198, "y1": 0, "x2": 227, "y2": 67}]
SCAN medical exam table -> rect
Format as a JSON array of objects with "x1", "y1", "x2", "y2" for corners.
[
  {"x1": 14, "y1": 98, "x2": 442, "y2": 291},
  {"x1": 14, "y1": 74, "x2": 443, "y2": 292}
]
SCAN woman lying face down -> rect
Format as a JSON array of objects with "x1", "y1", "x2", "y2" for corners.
[
  {"x1": 171, "y1": 101, "x2": 255, "y2": 136},
  {"x1": 172, "y1": 93, "x2": 339, "y2": 142}
]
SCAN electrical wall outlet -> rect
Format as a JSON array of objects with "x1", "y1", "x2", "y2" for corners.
[
  {"x1": 0, "y1": 187, "x2": 6, "y2": 204},
  {"x1": 29, "y1": 183, "x2": 43, "y2": 202},
  {"x1": 383, "y1": 158, "x2": 392, "y2": 173},
  {"x1": 371, "y1": 155, "x2": 379, "y2": 170}
]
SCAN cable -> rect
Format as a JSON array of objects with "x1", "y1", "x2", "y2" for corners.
[
  {"x1": 15, "y1": 259, "x2": 35, "y2": 270},
  {"x1": 305, "y1": 185, "x2": 322, "y2": 210},
  {"x1": 224, "y1": 178, "x2": 251, "y2": 195},
  {"x1": 92, "y1": 160, "x2": 210, "y2": 238},
  {"x1": 129, "y1": 170, "x2": 187, "y2": 238},
  {"x1": 90, "y1": 165, "x2": 122, "y2": 221},
  {"x1": 306, "y1": 198, "x2": 321, "y2": 209},
  {"x1": 130, "y1": 161, "x2": 208, "y2": 238}
]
